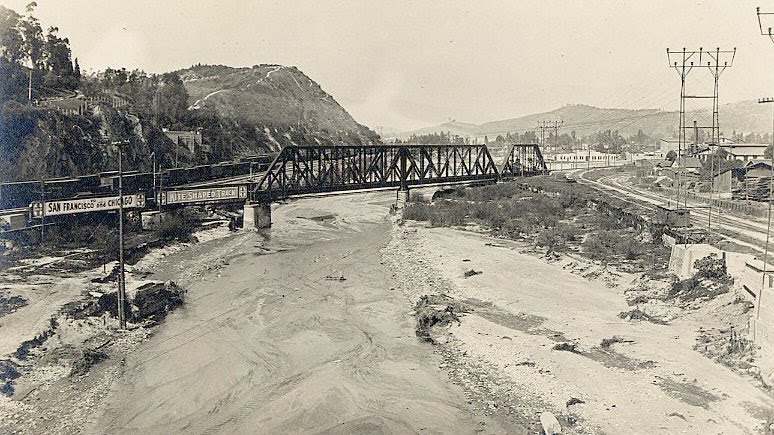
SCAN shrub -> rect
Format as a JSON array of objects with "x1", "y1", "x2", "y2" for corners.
[
  {"x1": 583, "y1": 229, "x2": 644, "y2": 261},
  {"x1": 408, "y1": 191, "x2": 429, "y2": 203},
  {"x1": 693, "y1": 253, "x2": 727, "y2": 280},
  {"x1": 157, "y1": 211, "x2": 197, "y2": 241},
  {"x1": 403, "y1": 203, "x2": 431, "y2": 221}
]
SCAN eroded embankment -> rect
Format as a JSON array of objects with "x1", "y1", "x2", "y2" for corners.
[{"x1": 0, "y1": 222, "x2": 244, "y2": 435}]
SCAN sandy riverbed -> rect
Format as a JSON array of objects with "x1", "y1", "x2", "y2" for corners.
[
  {"x1": 3, "y1": 188, "x2": 773, "y2": 434},
  {"x1": 88, "y1": 192, "x2": 504, "y2": 434}
]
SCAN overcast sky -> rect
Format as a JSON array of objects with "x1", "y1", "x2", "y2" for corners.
[{"x1": 4, "y1": 0, "x2": 774, "y2": 131}]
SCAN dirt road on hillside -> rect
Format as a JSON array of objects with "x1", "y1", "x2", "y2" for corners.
[{"x1": 89, "y1": 193, "x2": 505, "y2": 434}]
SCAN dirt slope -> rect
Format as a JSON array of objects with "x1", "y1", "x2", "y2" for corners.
[{"x1": 180, "y1": 64, "x2": 379, "y2": 145}]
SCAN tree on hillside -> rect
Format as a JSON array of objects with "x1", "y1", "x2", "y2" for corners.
[
  {"x1": 19, "y1": 3, "x2": 43, "y2": 70},
  {"x1": 43, "y1": 26, "x2": 77, "y2": 89},
  {"x1": 157, "y1": 72, "x2": 189, "y2": 128},
  {"x1": 0, "y1": 7, "x2": 23, "y2": 63}
]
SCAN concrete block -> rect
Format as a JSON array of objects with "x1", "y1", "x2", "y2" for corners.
[
  {"x1": 751, "y1": 317, "x2": 774, "y2": 352},
  {"x1": 0, "y1": 213, "x2": 27, "y2": 231},
  {"x1": 668, "y1": 244, "x2": 722, "y2": 279},
  {"x1": 244, "y1": 203, "x2": 271, "y2": 229},
  {"x1": 141, "y1": 211, "x2": 171, "y2": 231},
  {"x1": 742, "y1": 260, "x2": 774, "y2": 300}
]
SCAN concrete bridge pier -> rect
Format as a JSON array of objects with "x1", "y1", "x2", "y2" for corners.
[
  {"x1": 243, "y1": 202, "x2": 272, "y2": 229},
  {"x1": 396, "y1": 188, "x2": 410, "y2": 209}
]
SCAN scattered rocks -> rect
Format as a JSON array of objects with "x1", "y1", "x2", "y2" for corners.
[
  {"x1": 0, "y1": 293, "x2": 28, "y2": 318},
  {"x1": 0, "y1": 360, "x2": 21, "y2": 396},
  {"x1": 414, "y1": 294, "x2": 466, "y2": 343},
  {"x1": 618, "y1": 307, "x2": 668, "y2": 325},
  {"x1": 132, "y1": 281, "x2": 186, "y2": 322},
  {"x1": 600, "y1": 335, "x2": 634, "y2": 349},
  {"x1": 552, "y1": 342, "x2": 581, "y2": 354},
  {"x1": 540, "y1": 411, "x2": 562, "y2": 434},
  {"x1": 463, "y1": 269, "x2": 482, "y2": 278},
  {"x1": 70, "y1": 348, "x2": 108, "y2": 376}
]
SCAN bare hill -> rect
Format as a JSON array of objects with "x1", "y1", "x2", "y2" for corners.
[
  {"x1": 396, "y1": 101, "x2": 772, "y2": 140},
  {"x1": 179, "y1": 64, "x2": 379, "y2": 145}
]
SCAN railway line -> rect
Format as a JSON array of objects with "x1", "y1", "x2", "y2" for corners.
[{"x1": 574, "y1": 167, "x2": 771, "y2": 255}]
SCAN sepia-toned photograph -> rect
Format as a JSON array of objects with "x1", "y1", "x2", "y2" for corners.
[{"x1": 2, "y1": 1, "x2": 774, "y2": 433}]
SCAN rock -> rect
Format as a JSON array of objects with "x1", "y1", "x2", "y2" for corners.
[{"x1": 540, "y1": 411, "x2": 562, "y2": 434}]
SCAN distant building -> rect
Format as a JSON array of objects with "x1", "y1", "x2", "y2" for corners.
[
  {"x1": 667, "y1": 156, "x2": 703, "y2": 173},
  {"x1": 39, "y1": 98, "x2": 88, "y2": 116},
  {"x1": 658, "y1": 139, "x2": 680, "y2": 158},
  {"x1": 544, "y1": 150, "x2": 620, "y2": 170},
  {"x1": 719, "y1": 143, "x2": 769, "y2": 162},
  {"x1": 163, "y1": 129, "x2": 204, "y2": 154}
]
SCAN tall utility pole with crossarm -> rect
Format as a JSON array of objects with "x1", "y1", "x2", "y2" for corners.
[
  {"x1": 537, "y1": 120, "x2": 562, "y2": 153},
  {"x1": 666, "y1": 47, "x2": 735, "y2": 219}
]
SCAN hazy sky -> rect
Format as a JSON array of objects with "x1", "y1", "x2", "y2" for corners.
[{"x1": 4, "y1": 0, "x2": 774, "y2": 131}]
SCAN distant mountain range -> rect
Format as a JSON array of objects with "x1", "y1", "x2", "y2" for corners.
[
  {"x1": 179, "y1": 64, "x2": 379, "y2": 145},
  {"x1": 392, "y1": 101, "x2": 773, "y2": 140}
]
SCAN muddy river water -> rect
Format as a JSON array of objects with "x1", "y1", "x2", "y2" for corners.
[{"x1": 89, "y1": 192, "x2": 504, "y2": 434}]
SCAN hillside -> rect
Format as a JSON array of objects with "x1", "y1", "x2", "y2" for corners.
[
  {"x1": 179, "y1": 64, "x2": 379, "y2": 146},
  {"x1": 0, "y1": 102, "x2": 184, "y2": 182},
  {"x1": 395, "y1": 101, "x2": 773, "y2": 140}
]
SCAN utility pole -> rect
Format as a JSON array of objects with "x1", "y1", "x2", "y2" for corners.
[
  {"x1": 537, "y1": 120, "x2": 562, "y2": 153},
  {"x1": 706, "y1": 47, "x2": 735, "y2": 231},
  {"x1": 112, "y1": 140, "x2": 129, "y2": 330},
  {"x1": 755, "y1": 8, "x2": 774, "y2": 333},
  {"x1": 38, "y1": 180, "x2": 46, "y2": 242},
  {"x1": 666, "y1": 47, "x2": 735, "y2": 215}
]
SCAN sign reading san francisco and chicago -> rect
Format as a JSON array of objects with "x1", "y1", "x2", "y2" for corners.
[
  {"x1": 32, "y1": 194, "x2": 146, "y2": 218},
  {"x1": 160, "y1": 185, "x2": 247, "y2": 206}
]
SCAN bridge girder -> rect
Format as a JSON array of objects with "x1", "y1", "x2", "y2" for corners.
[{"x1": 250, "y1": 144, "x2": 503, "y2": 202}]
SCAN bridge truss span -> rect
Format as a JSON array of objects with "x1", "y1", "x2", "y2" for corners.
[
  {"x1": 251, "y1": 144, "x2": 500, "y2": 202},
  {"x1": 499, "y1": 143, "x2": 547, "y2": 177}
]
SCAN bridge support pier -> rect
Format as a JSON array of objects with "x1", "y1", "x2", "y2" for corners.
[
  {"x1": 395, "y1": 188, "x2": 410, "y2": 209},
  {"x1": 243, "y1": 202, "x2": 272, "y2": 229}
]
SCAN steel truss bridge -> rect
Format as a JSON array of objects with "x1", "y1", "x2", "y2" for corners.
[
  {"x1": 0, "y1": 143, "x2": 545, "y2": 232},
  {"x1": 250, "y1": 143, "x2": 546, "y2": 202}
]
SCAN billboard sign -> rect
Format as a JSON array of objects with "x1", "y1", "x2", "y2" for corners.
[
  {"x1": 31, "y1": 194, "x2": 146, "y2": 218},
  {"x1": 160, "y1": 185, "x2": 248, "y2": 206}
]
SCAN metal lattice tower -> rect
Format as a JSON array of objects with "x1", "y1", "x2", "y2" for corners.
[
  {"x1": 537, "y1": 120, "x2": 562, "y2": 153},
  {"x1": 666, "y1": 47, "x2": 735, "y2": 224}
]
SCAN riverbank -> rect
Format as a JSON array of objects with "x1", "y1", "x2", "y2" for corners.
[
  {"x1": 0, "y1": 221, "x2": 242, "y2": 434},
  {"x1": 385, "y1": 219, "x2": 774, "y2": 433}
]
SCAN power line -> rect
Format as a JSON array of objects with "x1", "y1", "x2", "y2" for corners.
[
  {"x1": 666, "y1": 47, "x2": 736, "y2": 216},
  {"x1": 537, "y1": 120, "x2": 562, "y2": 152}
]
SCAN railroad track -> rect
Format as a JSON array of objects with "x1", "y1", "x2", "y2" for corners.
[{"x1": 574, "y1": 168, "x2": 770, "y2": 255}]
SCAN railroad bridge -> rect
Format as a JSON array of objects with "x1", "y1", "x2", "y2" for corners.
[
  {"x1": 243, "y1": 143, "x2": 546, "y2": 227},
  {"x1": 1, "y1": 143, "x2": 546, "y2": 232}
]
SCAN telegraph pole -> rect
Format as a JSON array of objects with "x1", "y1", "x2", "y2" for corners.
[
  {"x1": 754, "y1": 8, "x2": 774, "y2": 332},
  {"x1": 112, "y1": 140, "x2": 129, "y2": 329}
]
